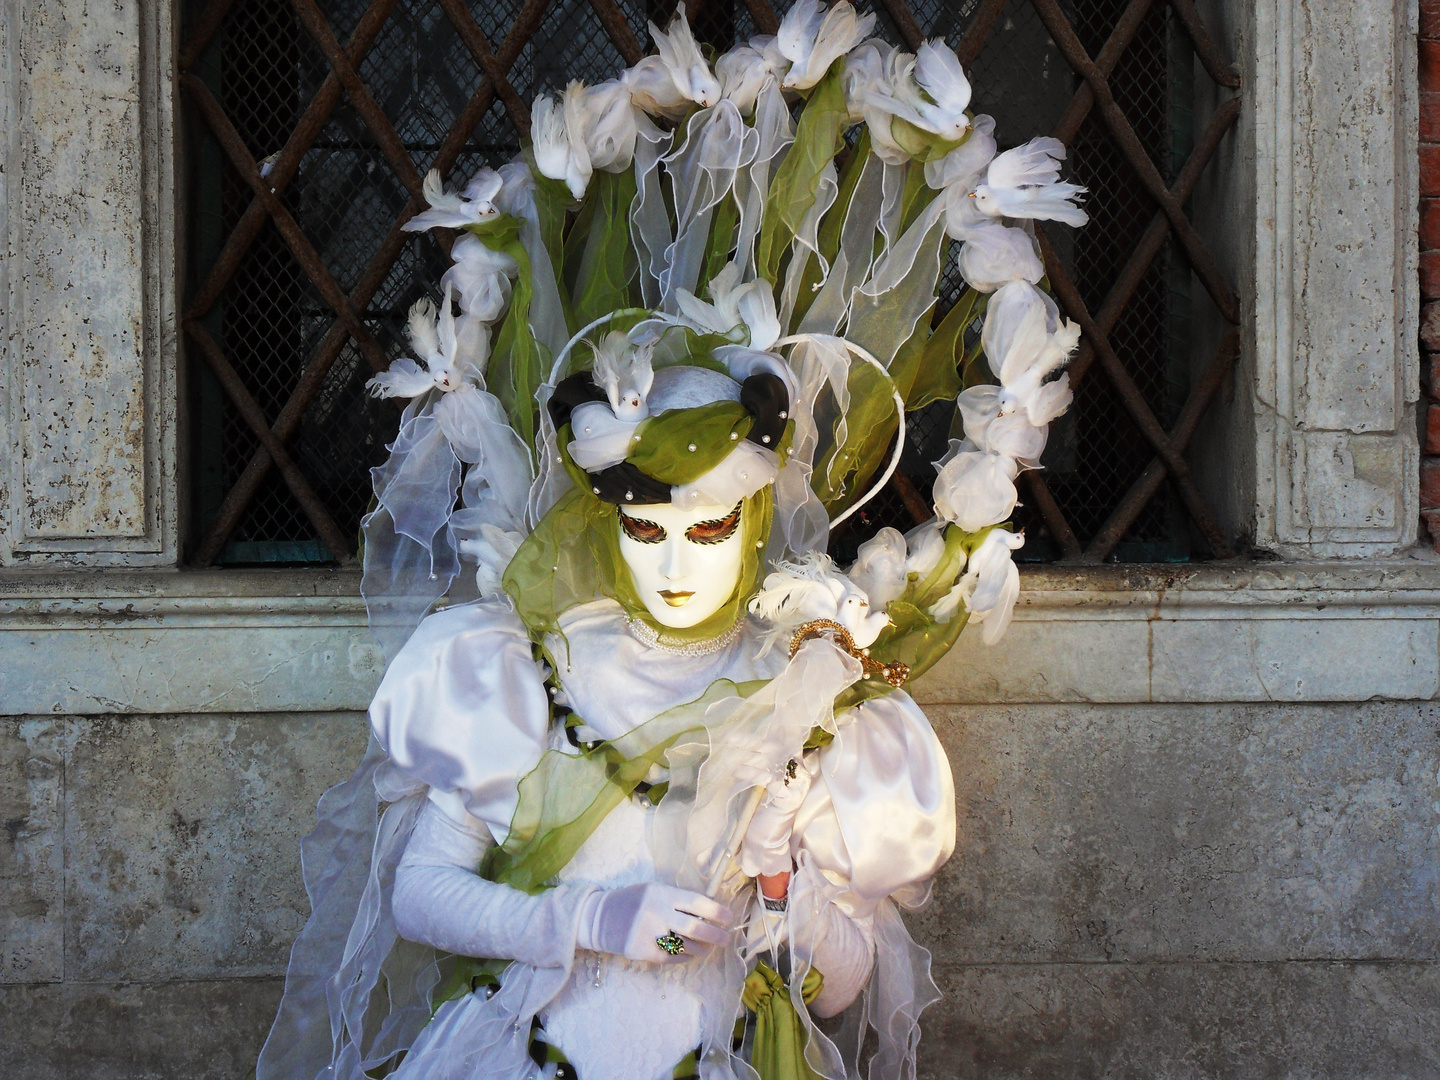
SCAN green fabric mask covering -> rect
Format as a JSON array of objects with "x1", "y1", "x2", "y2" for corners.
[{"x1": 504, "y1": 395, "x2": 784, "y2": 647}]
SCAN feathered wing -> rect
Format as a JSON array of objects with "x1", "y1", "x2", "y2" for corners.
[
  {"x1": 366, "y1": 357, "x2": 435, "y2": 400},
  {"x1": 986, "y1": 136, "x2": 1067, "y2": 189},
  {"x1": 914, "y1": 39, "x2": 971, "y2": 116},
  {"x1": 748, "y1": 576, "x2": 845, "y2": 629}
]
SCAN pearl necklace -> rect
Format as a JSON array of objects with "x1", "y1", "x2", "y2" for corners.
[{"x1": 625, "y1": 615, "x2": 745, "y2": 657}]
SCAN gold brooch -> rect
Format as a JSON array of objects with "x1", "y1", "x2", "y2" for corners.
[{"x1": 788, "y1": 619, "x2": 910, "y2": 688}]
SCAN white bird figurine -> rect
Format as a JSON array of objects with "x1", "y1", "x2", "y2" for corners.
[
  {"x1": 366, "y1": 286, "x2": 468, "y2": 399},
  {"x1": 401, "y1": 169, "x2": 503, "y2": 232},
  {"x1": 748, "y1": 552, "x2": 892, "y2": 651},
  {"x1": 957, "y1": 527, "x2": 1025, "y2": 644},
  {"x1": 588, "y1": 330, "x2": 655, "y2": 421},
  {"x1": 716, "y1": 35, "x2": 785, "y2": 114},
  {"x1": 972, "y1": 137, "x2": 1089, "y2": 226},
  {"x1": 778, "y1": 0, "x2": 875, "y2": 91},
  {"x1": 673, "y1": 262, "x2": 781, "y2": 351},
  {"x1": 982, "y1": 281, "x2": 1080, "y2": 426},
  {"x1": 866, "y1": 39, "x2": 972, "y2": 141},
  {"x1": 624, "y1": 13, "x2": 721, "y2": 117}
]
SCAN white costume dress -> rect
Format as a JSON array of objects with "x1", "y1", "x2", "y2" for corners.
[{"x1": 366, "y1": 598, "x2": 955, "y2": 1080}]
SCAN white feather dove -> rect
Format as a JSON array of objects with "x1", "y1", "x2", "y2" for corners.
[
  {"x1": 778, "y1": 0, "x2": 875, "y2": 91},
  {"x1": 863, "y1": 40, "x2": 971, "y2": 142},
  {"x1": 748, "y1": 552, "x2": 893, "y2": 651},
  {"x1": 972, "y1": 136, "x2": 1089, "y2": 226},
  {"x1": 367, "y1": 286, "x2": 475, "y2": 399},
  {"x1": 624, "y1": 13, "x2": 721, "y2": 117},
  {"x1": 402, "y1": 169, "x2": 503, "y2": 232},
  {"x1": 589, "y1": 330, "x2": 655, "y2": 421}
]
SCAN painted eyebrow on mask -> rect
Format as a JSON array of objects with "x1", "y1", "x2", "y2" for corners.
[
  {"x1": 618, "y1": 511, "x2": 665, "y2": 544},
  {"x1": 685, "y1": 503, "x2": 742, "y2": 545}
]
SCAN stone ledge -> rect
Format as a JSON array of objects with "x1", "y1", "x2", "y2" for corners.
[{"x1": 1, "y1": 559, "x2": 1438, "y2": 713}]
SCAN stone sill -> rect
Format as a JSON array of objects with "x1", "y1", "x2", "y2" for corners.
[{"x1": 1, "y1": 557, "x2": 1438, "y2": 714}]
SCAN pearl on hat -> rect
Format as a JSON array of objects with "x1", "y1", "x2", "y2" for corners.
[
  {"x1": 730, "y1": 432, "x2": 739, "y2": 441},
  {"x1": 688, "y1": 443, "x2": 697, "y2": 452},
  {"x1": 625, "y1": 491, "x2": 634, "y2": 501},
  {"x1": 592, "y1": 486, "x2": 601, "y2": 494},
  {"x1": 779, "y1": 410, "x2": 788, "y2": 419},
  {"x1": 761, "y1": 435, "x2": 771, "y2": 444}
]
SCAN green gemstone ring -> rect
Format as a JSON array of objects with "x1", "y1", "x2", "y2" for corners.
[{"x1": 655, "y1": 930, "x2": 686, "y2": 956}]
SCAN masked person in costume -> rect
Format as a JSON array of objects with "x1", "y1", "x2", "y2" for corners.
[{"x1": 255, "y1": 6, "x2": 1089, "y2": 1079}]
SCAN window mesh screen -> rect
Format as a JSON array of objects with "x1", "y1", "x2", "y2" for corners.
[{"x1": 182, "y1": 0, "x2": 1239, "y2": 565}]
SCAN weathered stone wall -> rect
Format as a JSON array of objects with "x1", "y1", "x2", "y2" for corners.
[{"x1": 2, "y1": 701, "x2": 1436, "y2": 1078}]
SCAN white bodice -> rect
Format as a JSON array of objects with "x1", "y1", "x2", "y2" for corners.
[{"x1": 542, "y1": 798, "x2": 710, "y2": 1080}]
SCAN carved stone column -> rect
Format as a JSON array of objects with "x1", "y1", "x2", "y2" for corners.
[
  {"x1": 0, "y1": 3, "x2": 177, "y2": 566},
  {"x1": 1250, "y1": 0, "x2": 1420, "y2": 556}
]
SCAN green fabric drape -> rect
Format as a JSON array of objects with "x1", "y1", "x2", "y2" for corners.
[{"x1": 743, "y1": 961, "x2": 826, "y2": 1080}]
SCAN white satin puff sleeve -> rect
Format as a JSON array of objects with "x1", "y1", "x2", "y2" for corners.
[
  {"x1": 369, "y1": 601, "x2": 551, "y2": 844},
  {"x1": 791, "y1": 691, "x2": 956, "y2": 912}
]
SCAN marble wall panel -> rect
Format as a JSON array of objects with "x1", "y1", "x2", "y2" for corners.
[
  {"x1": 63, "y1": 713, "x2": 367, "y2": 981},
  {"x1": 0, "y1": 718, "x2": 64, "y2": 983},
  {"x1": 914, "y1": 702, "x2": 1440, "y2": 965},
  {"x1": 918, "y1": 961, "x2": 1440, "y2": 1080}
]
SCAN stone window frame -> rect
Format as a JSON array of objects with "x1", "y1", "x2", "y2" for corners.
[{"x1": 0, "y1": 1, "x2": 1431, "y2": 715}]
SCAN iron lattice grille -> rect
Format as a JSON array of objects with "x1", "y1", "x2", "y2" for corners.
[{"x1": 181, "y1": 0, "x2": 1241, "y2": 566}]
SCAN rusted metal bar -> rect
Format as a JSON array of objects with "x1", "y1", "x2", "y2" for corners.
[
  {"x1": 889, "y1": 470, "x2": 933, "y2": 526},
  {"x1": 587, "y1": 0, "x2": 646, "y2": 65},
  {"x1": 186, "y1": 0, "x2": 401, "y2": 321},
  {"x1": 435, "y1": 0, "x2": 533, "y2": 134},
  {"x1": 290, "y1": 0, "x2": 426, "y2": 199},
  {"x1": 739, "y1": 0, "x2": 781, "y2": 36},
  {"x1": 1037, "y1": 228, "x2": 1233, "y2": 558},
  {"x1": 1069, "y1": 95, "x2": 1241, "y2": 384},
  {"x1": 186, "y1": 320, "x2": 356, "y2": 562},
  {"x1": 182, "y1": 72, "x2": 392, "y2": 373},
  {"x1": 876, "y1": 0, "x2": 925, "y2": 51},
  {"x1": 1084, "y1": 332, "x2": 1239, "y2": 561},
  {"x1": 1051, "y1": 0, "x2": 1156, "y2": 145},
  {"x1": 1029, "y1": 0, "x2": 1240, "y2": 325},
  {"x1": 178, "y1": 0, "x2": 243, "y2": 71},
  {"x1": 1167, "y1": 0, "x2": 1241, "y2": 89},
  {"x1": 195, "y1": 0, "x2": 553, "y2": 564},
  {"x1": 1022, "y1": 470, "x2": 1083, "y2": 559},
  {"x1": 954, "y1": 0, "x2": 1008, "y2": 67}
]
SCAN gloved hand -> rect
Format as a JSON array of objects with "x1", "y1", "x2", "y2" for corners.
[
  {"x1": 576, "y1": 881, "x2": 736, "y2": 964},
  {"x1": 739, "y1": 758, "x2": 813, "y2": 879}
]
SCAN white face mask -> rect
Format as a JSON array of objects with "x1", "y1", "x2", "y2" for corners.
[{"x1": 617, "y1": 498, "x2": 747, "y2": 629}]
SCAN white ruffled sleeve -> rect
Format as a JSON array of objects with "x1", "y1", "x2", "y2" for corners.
[
  {"x1": 791, "y1": 691, "x2": 956, "y2": 912},
  {"x1": 369, "y1": 600, "x2": 551, "y2": 844}
]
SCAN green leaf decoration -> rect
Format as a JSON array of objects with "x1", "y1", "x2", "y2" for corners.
[
  {"x1": 819, "y1": 130, "x2": 872, "y2": 267},
  {"x1": 467, "y1": 215, "x2": 546, "y2": 453},
  {"x1": 846, "y1": 211, "x2": 948, "y2": 369},
  {"x1": 569, "y1": 169, "x2": 641, "y2": 327},
  {"x1": 755, "y1": 64, "x2": 848, "y2": 289},
  {"x1": 898, "y1": 285, "x2": 985, "y2": 412},
  {"x1": 697, "y1": 189, "x2": 740, "y2": 297},
  {"x1": 815, "y1": 359, "x2": 898, "y2": 513}
]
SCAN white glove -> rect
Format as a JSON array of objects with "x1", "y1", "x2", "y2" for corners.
[
  {"x1": 739, "y1": 759, "x2": 813, "y2": 878},
  {"x1": 576, "y1": 881, "x2": 736, "y2": 964}
]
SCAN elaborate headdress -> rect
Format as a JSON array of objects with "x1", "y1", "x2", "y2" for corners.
[{"x1": 363, "y1": 0, "x2": 1088, "y2": 675}]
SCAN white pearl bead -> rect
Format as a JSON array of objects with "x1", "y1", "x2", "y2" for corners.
[
  {"x1": 625, "y1": 491, "x2": 634, "y2": 500},
  {"x1": 688, "y1": 443, "x2": 697, "y2": 452}
]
